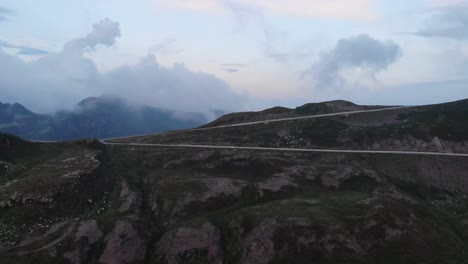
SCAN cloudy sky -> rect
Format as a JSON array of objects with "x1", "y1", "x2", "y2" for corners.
[{"x1": 0, "y1": 0, "x2": 468, "y2": 114}]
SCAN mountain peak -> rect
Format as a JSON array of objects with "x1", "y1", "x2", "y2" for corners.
[
  {"x1": 78, "y1": 96, "x2": 127, "y2": 110},
  {"x1": 78, "y1": 97, "x2": 100, "y2": 106},
  {"x1": 10, "y1": 103, "x2": 32, "y2": 114},
  {"x1": 0, "y1": 102, "x2": 33, "y2": 115}
]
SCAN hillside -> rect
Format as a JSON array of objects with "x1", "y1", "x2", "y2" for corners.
[
  {"x1": 1, "y1": 98, "x2": 468, "y2": 263},
  {"x1": 117, "y1": 99, "x2": 468, "y2": 154},
  {"x1": 0, "y1": 96, "x2": 211, "y2": 141},
  {"x1": 201, "y1": 100, "x2": 388, "y2": 128}
]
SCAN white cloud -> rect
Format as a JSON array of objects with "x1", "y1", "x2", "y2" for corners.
[
  {"x1": 153, "y1": 0, "x2": 377, "y2": 21},
  {"x1": 410, "y1": 4, "x2": 468, "y2": 40},
  {"x1": 428, "y1": 0, "x2": 468, "y2": 6},
  {"x1": 0, "y1": 18, "x2": 245, "y2": 114},
  {"x1": 104, "y1": 55, "x2": 245, "y2": 113},
  {"x1": 303, "y1": 34, "x2": 402, "y2": 92}
]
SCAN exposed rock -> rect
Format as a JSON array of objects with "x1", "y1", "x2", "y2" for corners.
[
  {"x1": 75, "y1": 220, "x2": 103, "y2": 244},
  {"x1": 431, "y1": 137, "x2": 444, "y2": 151},
  {"x1": 240, "y1": 218, "x2": 277, "y2": 264},
  {"x1": 203, "y1": 178, "x2": 246, "y2": 199},
  {"x1": 162, "y1": 178, "x2": 248, "y2": 220},
  {"x1": 0, "y1": 200, "x2": 11, "y2": 209},
  {"x1": 99, "y1": 220, "x2": 147, "y2": 264},
  {"x1": 154, "y1": 222, "x2": 223, "y2": 264},
  {"x1": 257, "y1": 173, "x2": 297, "y2": 197},
  {"x1": 320, "y1": 166, "x2": 354, "y2": 189},
  {"x1": 39, "y1": 196, "x2": 54, "y2": 203},
  {"x1": 64, "y1": 220, "x2": 103, "y2": 264},
  {"x1": 119, "y1": 181, "x2": 139, "y2": 213}
]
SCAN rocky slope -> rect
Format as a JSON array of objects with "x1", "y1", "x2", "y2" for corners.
[
  {"x1": 118, "y1": 99, "x2": 468, "y2": 154},
  {"x1": 0, "y1": 96, "x2": 212, "y2": 141},
  {"x1": 201, "y1": 100, "x2": 388, "y2": 128},
  {"x1": 1, "y1": 98, "x2": 468, "y2": 263}
]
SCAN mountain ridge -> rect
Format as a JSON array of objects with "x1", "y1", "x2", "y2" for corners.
[
  {"x1": 0, "y1": 96, "x2": 216, "y2": 141},
  {"x1": 202, "y1": 100, "x2": 392, "y2": 128}
]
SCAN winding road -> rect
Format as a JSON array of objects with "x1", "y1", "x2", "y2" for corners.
[
  {"x1": 104, "y1": 142, "x2": 468, "y2": 157},
  {"x1": 104, "y1": 106, "x2": 409, "y2": 141},
  {"x1": 100, "y1": 105, "x2": 468, "y2": 157},
  {"x1": 31, "y1": 105, "x2": 467, "y2": 157}
]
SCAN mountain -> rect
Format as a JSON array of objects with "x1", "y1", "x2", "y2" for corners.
[
  {"x1": 122, "y1": 99, "x2": 468, "y2": 153},
  {"x1": 1, "y1": 99, "x2": 468, "y2": 263},
  {"x1": 201, "y1": 100, "x2": 390, "y2": 128},
  {"x1": 0, "y1": 96, "x2": 212, "y2": 141}
]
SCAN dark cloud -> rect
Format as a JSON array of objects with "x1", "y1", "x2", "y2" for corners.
[
  {"x1": 0, "y1": 18, "x2": 245, "y2": 115},
  {"x1": 0, "y1": 40, "x2": 49, "y2": 55},
  {"x1": 303, "y1": 34, "x2": 402, "y2": 90},
  {"x1": 411, "y1": 5, "x2": 468, "y2": 40},
  {"x1": 221, "y1": 68, "x2": 239, "y2": 73},
  {"x1": 0, "y1": 7, "x2": 14, "y2": 21}
]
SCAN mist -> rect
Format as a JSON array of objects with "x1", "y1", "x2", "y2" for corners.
[{"x1": 0, "y1": 18, "x2": 246, "y2": 114}]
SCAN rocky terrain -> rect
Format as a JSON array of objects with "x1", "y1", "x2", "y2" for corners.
[
  {"x1": 201, "y1": 100, "x2": 388, "y2": 128},
  {"x1": 1, "y1": 98, "x2": 468, "y2": 263},
  {"x1": 0, "y1": 96, "x2": 212, "y2": 141},
  {"x1": 117, "y1": 99, "x2": 468, "y2": 154}
]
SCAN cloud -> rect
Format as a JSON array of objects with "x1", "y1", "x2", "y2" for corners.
[
  {"x1": 221, "y1": 1, "x2": 292, "y2": 63},
  {"x1": 410, "y1": 4, "x2": 468, "y2": 39},
  {"x1": 62, "y1": 18, "x2": 121, "y2": 53},
  {"x1": 149, "y1": 38, "x2": 183, "y2": 55},
  {"x1": 154, "y1": 0, "x2": 377, "y2": 21},
  {"x1": 105, "y1": 55, "x2": 244, "y2": 112},
  {"x1": 303, "y1": 34, "x2": 402, "y2": 91},
  {"x1": 220, "y1": 63, "x2": 247, "y2": 68},
  {"x1": 261, "y1": 28, "x2": 310, "y2": 64},
  {"x1": 428, "y1": 0, "x2": 468, "y2": 7},
  {"x1": 221, "y1": 68, "x2": 239, "y2": 73},
  {"x1": 0, "y1": 18, "x2": 245, "y2": 114},
  {"x1": 0, "y1": 7, "x2": 14, "y2": 21},
  {"x1": 220, "y1": 1, "x2": 314, "y2": 65},
  {"x1": 0, "y1": 40, "x2": 49, "y2": 55},
  {"x1": 222, "y1": 0, "x2": 263, "y2": 28}
]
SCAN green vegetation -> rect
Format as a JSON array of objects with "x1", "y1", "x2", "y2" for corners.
[{"x1": 0, "y1": 160, "x2": 26, "y2": 185}]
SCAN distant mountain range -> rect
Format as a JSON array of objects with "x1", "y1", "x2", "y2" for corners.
[{"x1": 0, "y1": 96, "x2": 218, "y2": 141}]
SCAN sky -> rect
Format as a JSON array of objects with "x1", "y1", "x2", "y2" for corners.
[{"x1": 0, "y1": 0, "x2": 468, "y2": 114}]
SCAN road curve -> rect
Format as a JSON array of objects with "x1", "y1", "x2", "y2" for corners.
[
  {"x1": 104, "y1": 142, "x2": 468, "y2": 157},
  {"x1": 103, "y1": 106, "x2": 409, "y2": 142}
]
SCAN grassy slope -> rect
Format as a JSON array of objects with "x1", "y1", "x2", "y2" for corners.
[{"x1": 112, "y1": 99, "x2": 468, "y2": 153}]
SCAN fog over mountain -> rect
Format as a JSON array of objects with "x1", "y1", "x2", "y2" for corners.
[
  {"x1": 0, "y1": 18, "x2": 246, "y2": 115},
  {"x1": 0, "y1": 95, "x2": 219, "y2": 141}
]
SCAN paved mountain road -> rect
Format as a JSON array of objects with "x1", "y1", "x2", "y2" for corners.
[
  {"x1": 32, "y1": 105, "x2": 468, "y2": 157},
  {"x1": 103, "y1": 106, "x2": 410, "y2": 141},
  {"x1": 104, "y1": 142, "x2": 468, "y2": 157}
]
